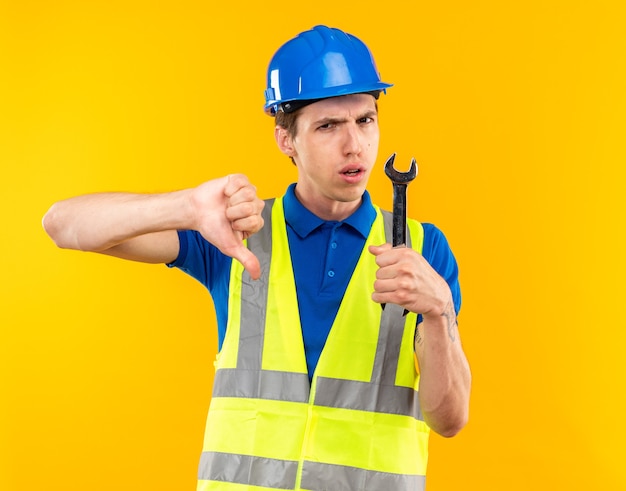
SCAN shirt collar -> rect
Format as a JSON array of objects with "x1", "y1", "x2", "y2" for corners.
[{"x1": 283, "y1": 183, "x2": 376, "y2": 239}]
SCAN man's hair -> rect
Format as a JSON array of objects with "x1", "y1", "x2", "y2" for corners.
[
  {"x1": 275, "y1": 109, "x2": 300, "y2": 138},
  {"x1": 274, "y1": 109, "x2": 300, "y2": 165}
]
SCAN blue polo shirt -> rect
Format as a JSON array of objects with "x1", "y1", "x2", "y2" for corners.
[{"x1": 170, "y1": 183, "x2": 461, "y2": 380}]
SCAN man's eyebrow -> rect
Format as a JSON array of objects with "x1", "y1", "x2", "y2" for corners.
[
  {"x1": 312, "y1": 116, "x2": 347, "y2": 126},
  {"x1": 312, "y1": 110, "x2": 378, "y2": 126},
  {"x1": 359, "y1": 110, "x2": 378, "y2": 120}
]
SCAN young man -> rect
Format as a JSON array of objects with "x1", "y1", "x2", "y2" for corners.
[{"x1": 44, "y1": 25, "x2": 470, "y2": 491}]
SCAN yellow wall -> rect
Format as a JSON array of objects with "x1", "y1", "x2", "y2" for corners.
[{"x1": 2, "y1": 1, "x2": 625, "y2": 489}]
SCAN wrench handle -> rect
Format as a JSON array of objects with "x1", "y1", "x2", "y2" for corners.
[{"x1": 392, "y1": 183, "x2": 407, "y2": 247}]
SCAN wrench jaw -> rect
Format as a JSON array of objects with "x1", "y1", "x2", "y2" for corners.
[{"x1": 384, "y1": 153, "x2": 417, "y2": 184}]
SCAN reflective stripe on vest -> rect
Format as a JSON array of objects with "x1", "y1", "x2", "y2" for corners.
[
  {"x1": 198, "y1": 452, "x2": 426, "y2": 490},
  {"x1": 198, "y1": 197, "x2": 428, "y2": 491}
]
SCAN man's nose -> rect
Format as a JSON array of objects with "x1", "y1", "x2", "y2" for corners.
[{"x1": 343, "y1": 124, "x2": 362, "y2": 156}]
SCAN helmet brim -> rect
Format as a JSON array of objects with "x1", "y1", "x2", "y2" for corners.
[{"x1": 265, "y1": 82, "x2": 393, "y2": 116}]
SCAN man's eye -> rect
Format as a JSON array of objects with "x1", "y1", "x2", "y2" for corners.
[{"x1": 359, "y1": 117, "x2": 373, "y2": 124}]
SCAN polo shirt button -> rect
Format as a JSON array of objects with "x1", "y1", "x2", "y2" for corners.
[
  {"x1": 327, "y1": 270, "x2": 335, "y2": 278},
  {"x1": 331, "y1": 242, "x2": 337, "y2": 249}
]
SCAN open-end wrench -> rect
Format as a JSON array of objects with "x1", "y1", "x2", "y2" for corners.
[
  {"x1": 382, "y1": 153, "x2": 417, "y2": 314},
  {"x1": 384, "y1": 153, "x2": 417, "y2": 247}
]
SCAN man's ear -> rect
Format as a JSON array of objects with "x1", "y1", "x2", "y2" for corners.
[{"x1": 274, "y1": 125, "x2": 296, "y2": 157}]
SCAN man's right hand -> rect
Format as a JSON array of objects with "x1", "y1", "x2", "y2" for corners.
[{"x1": 190, "y1": 174, "x2": 265, "y2": 279}]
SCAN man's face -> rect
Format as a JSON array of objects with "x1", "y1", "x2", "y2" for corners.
[{"x1": 275, "y1": 93, "x2": 380, "y2": 220}]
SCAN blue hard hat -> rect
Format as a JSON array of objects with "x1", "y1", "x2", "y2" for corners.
[{"x1": 264, "y1": 25, "x2": 393, "y2": 115}]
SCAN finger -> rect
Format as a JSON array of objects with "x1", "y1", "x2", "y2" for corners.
[
  {"x1": 373, "y1": 277, "x2": 398, "y2": 294},
  {"x1": 368, "y1": 243, "x2": 392, "y2": 256},
  {"x1": 375, "y1": 265, "x2": 398, "y2": 280},
  {"x1": 229, "y1": 185, "x2": 259, "y2": 208},
  {"x1": 370, "y1": 243, "x2": 404, "y2": 269},
  {"x1": 372, "y1": 284, "x2": 413, "y2": 309},
  {"x1": 225, "y1": 199, "x2": 263, "y2": 223},
  {"x1": 371, "y1": 290, "x2": 395, "y2": 305},
  {"x1": 231, "y1": 215, "x2": 265, "y2": 237},
  {"x1": 224, "y1": 174, "x2": 253, "y2": 198},
  {"x1": 230, "y1": 245, "x2": 262, "y2": 280}
]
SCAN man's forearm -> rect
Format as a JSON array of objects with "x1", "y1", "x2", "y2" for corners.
[
  {"x1": 416, "y1": 302, "x2": 471, "y2": 437},
  {"x1": 42, "y1": 190, "x2": 193, "y2": 253}
]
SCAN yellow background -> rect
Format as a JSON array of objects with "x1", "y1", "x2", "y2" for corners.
[{"x1": 2, "y1": 1, "x2": 625, "y2": 490}]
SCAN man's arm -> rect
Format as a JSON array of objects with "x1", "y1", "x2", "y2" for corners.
[
  {"x1": 43, "y1": 174, "x2": 265, "y2": 279},
  {"x1": 413, "y1": 298, "x2": 471, "y2": 437},
  {"x1": 369, "y1": 244, "x2": 471, "y2": 437}
]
